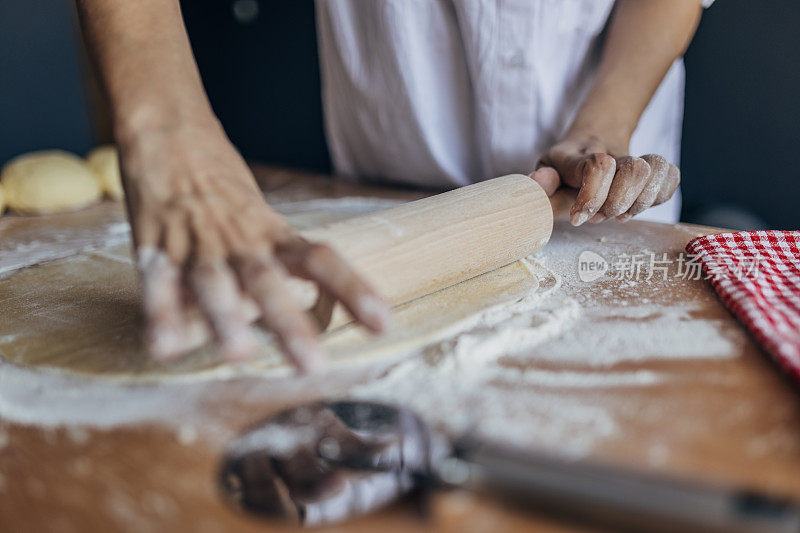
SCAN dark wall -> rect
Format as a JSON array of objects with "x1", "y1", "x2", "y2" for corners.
[
  {"x1": 682, "y1": 1, "x2": 800, "y2": 229},
  {"x1": 180, "y1": 0, "x2": 330, "y2": 172},
  {"x1": 0, "y1": 0, "x2": 93, "y2": 165}
]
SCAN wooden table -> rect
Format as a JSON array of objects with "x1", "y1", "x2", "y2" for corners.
[{"x1": 1, "y1": 166, "x2": 799, "y2": 532}]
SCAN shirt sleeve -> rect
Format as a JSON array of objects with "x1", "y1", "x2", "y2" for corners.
[{"x1": 702, "y1": 0, "x2": 715, "y2": 7}]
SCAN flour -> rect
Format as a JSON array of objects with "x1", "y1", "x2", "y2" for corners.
[
  {"x1": 0, "y1": 362, "x2": 207, "y2": 428},
  {"x1": 0, "y1": 218, "x2": 131, "y2": 278},
  {"x1": 521, "y1": 303, "x2": 745, "y2": 367},
  {"x1": 493, "y1": 369, "x2": 664, "y2": 388},
  {"x1": 349, "y1": 262, "x2": 607, "y2": 454},
  {"x1": 0, "y1": 197, "x2": 748, "y2": 461}
]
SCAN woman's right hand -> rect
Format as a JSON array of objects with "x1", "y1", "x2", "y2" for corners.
[{"x1": 118, "y1": 118, "x2": 392, "y2": 372}]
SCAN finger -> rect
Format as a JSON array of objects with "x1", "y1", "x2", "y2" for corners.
[
  {"x1": 589, "y1": 213, "x2": 607, "y2": 224},
  {"x1": 237, "y1": 254, "x2": 327, "y2": 374},
  {"x1": 622, "y1": 154, "x2": 670, "y2": 220},
  {"x1": 599, "y1": 156, "x2": 651, "y2": 218},
  {"x1": 151, "y1": 211, "x2": 199, "y2": 357},
  {"x1": 571, "y1": 153, "x2": 616, "y2": 226},
  {"x1": 162, "y1": 209, "x2": 191, "y2": 265},
  {"x1": 278, "y1": 240, "x2": 392, "y2": 334},
  {"x1": 529, "y1": 167, "x2": 561, "y2": 197},
  {"x1": 190, "y1": 258, "x2": 258, "y2": 360},
  {"x1": 654, "y1": 163, "x2": 681, "y2": 206},
  {"x1": 130, "y1": 208, "x2": 160, "y2": 251},
  {"x1": 138, "y1": 246, "x2": 191, "y2": 360}
]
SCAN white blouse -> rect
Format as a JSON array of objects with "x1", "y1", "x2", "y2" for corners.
[{"x1": 315, "y1": 0, "x2": 713, "y2": 222}]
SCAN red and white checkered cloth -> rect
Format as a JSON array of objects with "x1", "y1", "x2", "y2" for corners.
[{"x1": 686, "y1": 231, "x2": 800, "y2": 382}]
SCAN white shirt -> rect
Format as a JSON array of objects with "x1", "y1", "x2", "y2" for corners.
[{"x1": 315, "y1": 0, "x2": 712, "y2": 223}]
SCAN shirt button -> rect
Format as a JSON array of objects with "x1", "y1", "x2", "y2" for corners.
[
  {"x1": 232, "y1": 0, "x2": 260, "y2": 24},
  {"x1": 505, "y1": 49, "x2": 527, "y2": 68}
]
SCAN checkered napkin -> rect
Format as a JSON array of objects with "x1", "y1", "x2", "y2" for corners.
[{"x1": 685, "y1": 231, "x2": 800, "y2": 381}]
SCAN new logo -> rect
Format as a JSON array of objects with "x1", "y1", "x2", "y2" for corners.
[{"x1": 577, "y1": 251, "x2": 609, "y2": 282}]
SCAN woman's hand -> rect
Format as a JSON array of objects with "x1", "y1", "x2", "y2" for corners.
[
  {"x1": 77, "y1": 0, "x2": 392, "y2": 370},
  {"x1": 120, "y1": 120, "x2": 391, "y2": 372},
  {"x1": 531, "y1": 132, "x2": 680, "y2": 225},
  {"x1": 527, "y1": 0, "x2": 702, "y2": 225}
]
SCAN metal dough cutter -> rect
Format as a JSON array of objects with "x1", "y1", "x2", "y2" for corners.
[{"x1": 219, "y1": 400, "x2": 800, "y2": 532}]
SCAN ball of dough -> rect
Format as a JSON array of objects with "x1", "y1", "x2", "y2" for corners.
[
  {"x1": 0, "y1": 150, "x2": 102, "y2": 214},
  {"x1": 86, "y1": 145, "x2": 124, "y2": 200}
]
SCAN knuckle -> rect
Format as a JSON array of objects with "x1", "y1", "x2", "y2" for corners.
[
  {"x1": 586, "y1": 153, "x2": 615, "y2": 173},
  {"x1": 643, "y1": 154, "x2": 668, "y2": 167},
  {"x1": 613, "y1": 157, "x2": 635, "y2": 177},
  {"x1": 631, "y1": 158, "x2": 651, "y2": 179},
  {"x1": 241, "y1": 256, "x2": 274, "y2": 280}
]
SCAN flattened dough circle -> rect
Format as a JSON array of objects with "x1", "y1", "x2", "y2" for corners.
[{"x1": 0, "y1": 201, "x2": 546, "y2": 382}]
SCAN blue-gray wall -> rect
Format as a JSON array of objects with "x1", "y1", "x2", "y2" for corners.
[
  {"x1": 181, "y1": 0, "x2": 330, "y2": 172},
  {"x1": 0, "y1": 0, "x2": 94, "y2": 164},
  {"x1": 682, "y1": 0, "x2": 800, "y2": 229},
  {"x1": 1, "y1": 1, "x2": 798, "y2": 228}
]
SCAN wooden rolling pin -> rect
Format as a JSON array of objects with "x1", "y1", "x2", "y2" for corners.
[
  {"x1": 177, "y1": 174, "x2": 568, "y2": 351},
  {"x1": 296, "y1": 174, "x2": 557, "y2": 329}
]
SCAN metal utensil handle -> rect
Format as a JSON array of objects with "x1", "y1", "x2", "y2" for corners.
[{"x1": 449, "y1": 441, "x2": 800, "y2": 533}]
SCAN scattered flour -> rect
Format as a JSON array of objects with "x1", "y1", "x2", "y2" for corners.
[
  {"x1": 0, "y1": 362, "x2": 207, "y2": 429},
  {"x1": 492, "y1": 369, "x2": 664, "y2": 388},
  {"x1": 0, "y1": 199, "x2": 749, "y2": 460},
  {"x1": 522, "y1": 303, "x2": 746, "y2": 367},
  {"x1": 349, "y1": 262, "x2": 620, "y2": 455},
  {"x1": 0, "y1": 220, "x2": 131, "y2": 278},
  {"x1": 177, "y1": 425, "x2": 199, "y2": 446}
]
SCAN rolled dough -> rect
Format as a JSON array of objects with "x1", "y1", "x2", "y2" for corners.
[
  {"x1": 0, "y1": 150, "x2": 102, "y2": 214},
  {"x1": 0, "y1": 201, "x2": 548, "y2": 381}
]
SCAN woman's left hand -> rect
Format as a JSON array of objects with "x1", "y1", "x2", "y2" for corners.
[{"x1": 531, "y1": 133, "x2": 680, "y2": 226}]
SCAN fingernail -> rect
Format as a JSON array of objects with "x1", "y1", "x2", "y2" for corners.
[
  {"x1": 288, "y1": 338, "x2": 328, "y2": 374},
  {"x1": 359, "y1": 295, "x2": 394, "y2": 332},
  {"x1": 618, "y1": 213, "x2": 633, "y2": 223},
  {"x1": 589, "y1": 213, "x2": 607, "y2": 224},
  {"x1": 570, "y1": 210, "x2": 590, "y2": 226}
]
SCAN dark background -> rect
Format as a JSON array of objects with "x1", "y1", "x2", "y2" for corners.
[{"x1": 1, "y1": 0, "x2": 797, "y2": 228}]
